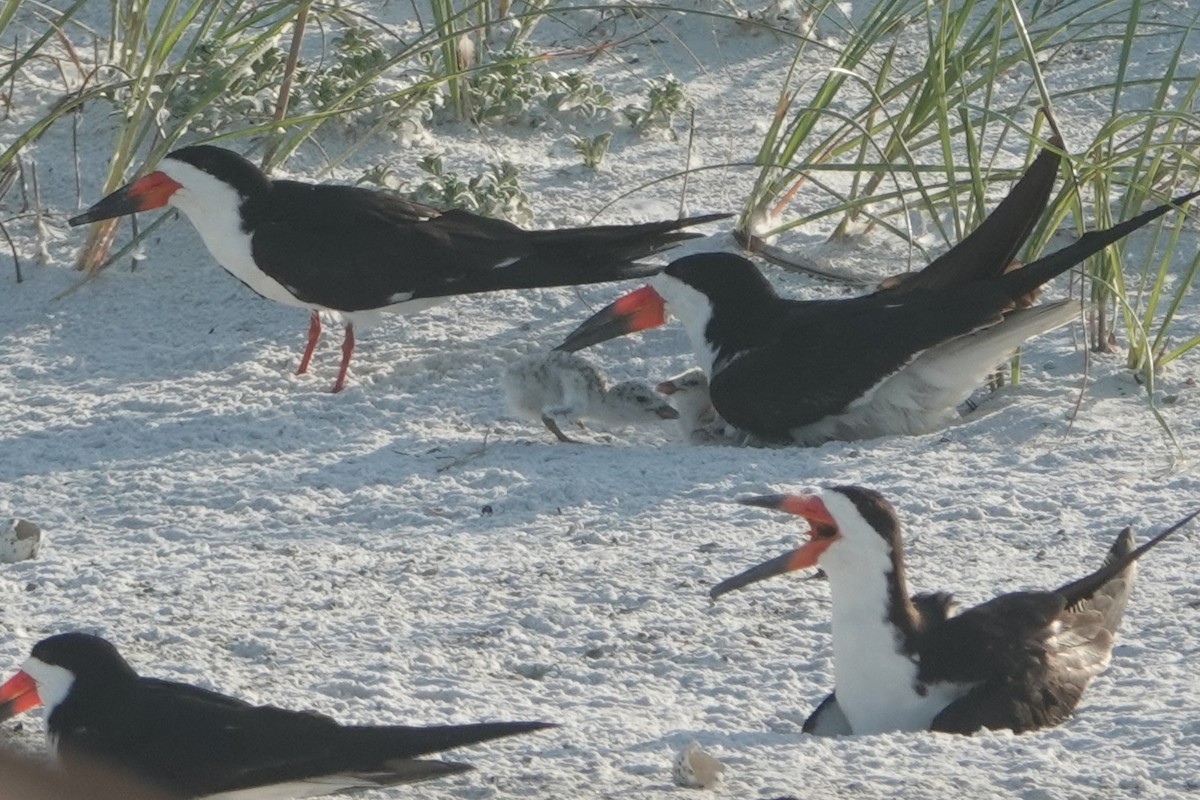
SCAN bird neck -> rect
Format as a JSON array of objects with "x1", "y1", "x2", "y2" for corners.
[
  {"x1": 825, "y1": 553, "x2": 919, "y2": 642},
  {"x1": 822, "y1": 549, "x2": 931, "y2": 733}
]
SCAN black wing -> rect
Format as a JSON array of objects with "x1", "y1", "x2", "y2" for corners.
[
  {"x1": 248, "y1": 182, "x2": 723, "y2": 311},
  {"x1": 707, "y1": 283, "x2": 1015, "y2": 439},
  {"x1": 60, "y1": 680, "x2": 366, "y2": 796},
  {"x1": 707, "y1": 163, "x2": 1199, "y2": 441},
  {"x1": 245, "y1": 182, "x2": 530, "y2": 311},
  {"x1": 879, "y1": 140, "x2": 1061, "y2": 294},
  {"x1": 918, "y1": 590, "x2": 1087, "y2": 734},
  {"x1": 61, "y1": 677, "x2": 550, "y2": 797},
  {"x1": 924, "y1": 515, "x2": 1200, "y2": 735}
]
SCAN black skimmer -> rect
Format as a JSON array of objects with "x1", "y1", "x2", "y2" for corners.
[
  {"x1": 68, "y1": 145, "x2": 728, "y2": 392},
  {"x1": 502, "y1": 350, "x2": 679, "y2": 442},
  {"x1": 710, "y1": 486, "x2": 1199, "y2": 735},
  {"x1": 654, "y1": 367, "x2": 732, "y2": 444},
  {"x1": 0, "y1": 633, "x2": 554, "y2": 798},
  {"x1": 558, "y1": 144, "x2": 1200, "y2": 443}
]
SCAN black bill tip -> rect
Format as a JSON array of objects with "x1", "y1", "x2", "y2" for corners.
[
  {"x1": 68, "y1": 184, "x2": 139, "y2": 227},
  {"x1": 709, "y1": 550, "x2": 796, "y2": 600},
  {"x1": 738, "y1": 494, "x2": 789, "y2": 510}
]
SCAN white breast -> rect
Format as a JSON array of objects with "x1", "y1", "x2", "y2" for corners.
[
  {"x1": 828, "y1": 599, "x2": 968, "y2": 733},
  {"x1": 816, "y1": 498, "x2": 973, "y2": 733}
]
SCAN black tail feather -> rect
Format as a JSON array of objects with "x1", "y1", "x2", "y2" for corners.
[
  {"x1": 999, "y1": 189, "x2": 1200, "y2": 302},
  {"x1": 884, "y1": 139, "x2": 1062, "y2": 293},
  {"x1": 354, "y1": 720, "x2": 556, "y2": 762},
  {"x1": 442, "y1": 213, "x2": 729, "y2": 295},
  {"x1": 1055, "y1": 508, "x2": 1199, "y2": 607}
]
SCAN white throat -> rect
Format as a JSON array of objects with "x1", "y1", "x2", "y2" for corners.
[
  {"x1": 158, "y1": 159, "x2": 308, "y2": 311},
  {"x1": 21, "y1": 656, "x2": 75, "y2": 750},
  {"x1": 650, "y1": 274, "x2": 719, "y2": 375}
]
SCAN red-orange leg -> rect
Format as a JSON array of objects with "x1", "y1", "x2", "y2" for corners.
[
  {"x1": 297, "y1": 312, "x2": 321, "y2": 375},
  {"x1": 331, "y1": 323, "x2": 355, "y2": 393}
]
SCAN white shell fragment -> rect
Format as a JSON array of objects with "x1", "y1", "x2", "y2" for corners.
[
  {"x1": 0, "y1": 519, "x2": 43, "y2": 564},
  {"x1": 671, "y1": 741, "x2": 726, "y2": 789}
]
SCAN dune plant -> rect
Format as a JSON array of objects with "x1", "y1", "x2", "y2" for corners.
[
  {"x1": 739, "y1": 0, "x2": 1070, "y2": 254},
  {"x1": 428, "y1": 0, "x2": 559, "y2": 119},
  {"x1": 0, "y1": 161, "x2": 19, "y2": 282},
  {"x1": 8, "y1": 0, "x2": 630, "y2": 280},
  {"x1": 412, "y1": 156, "x2": 532, "y2": 223},
  {"x1": 1064, "y1": 0, "x2": 1200, "y2": 363},
  {"x1": 0, "y1": 0, "x2": 93, "y2": 175},
  {"x1": 741, "y1": 0, "x2": 1193, "y2": 234},
  {"x1": 69, "y1": 0, "x2": 314, "y2": 272},
  {"x1": 1076, "y1": 124, "x2": 1200, "y2": 371},
  {"x1": 737, "y1": 0, "x2": 1200, "y2": 391},
  {"x1": 623, "y1": 76, "x2": 688, "y2": 139},
  {"x1": 570, "y1": 131, "x2": 613, "y2": 168}
]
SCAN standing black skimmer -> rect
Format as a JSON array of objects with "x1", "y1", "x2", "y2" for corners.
[
  {"x1": 68, "y1": 145, "x2": 727, "y2": 392},
  {"x1": 0, "y1": 633, "x2": 554, "y2": 798},
  {"x1": 502, "y1": 350, "x2": 678, "y2": 442},
  {"x1": 558, "y1": 144, "x2": 1200, "y2": 443},
  {"x1": 710, "y1": 486, "x2": 1199, "y2": 735}
]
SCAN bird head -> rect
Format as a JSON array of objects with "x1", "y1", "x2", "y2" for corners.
[
  {"x1": 68, "y1": 145, "x2": 268, "y2": 227},
  {"x1": 710, "y1": 486, "x2": 902, "y2": 599},
  {"x1": 0, "y1": 634, "x2": 134, "y2": 722}
]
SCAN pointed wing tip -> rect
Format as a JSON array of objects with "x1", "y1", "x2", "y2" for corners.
[
  {"x1": 1172, "y1": 188, "x2": 1200, "y2": 207},
  {"x1": 680, "y1": 212, "x2": 734, "y2": 225},
  {"x1": 1142, "y1": 507, "x2": 1200, "y2": 553},
  {"x1": 481, "y1": 719, "x2": 559, "y2": 739},
  {"x1": 708, "y1": 583, "x2": 731, "y2": 601},
  {"x1": 1111, "y1": 526, "x2": 1135, "y2": 556},
  {"x1": 1058, "y1": 508, "x2": 1198, "y2": 604},
  {"x1": 377, "y1": 759, "x2": 476, "y2": 784},
  {"x1": 520, "y1": 720, "x2": 559, "y2": 732}
]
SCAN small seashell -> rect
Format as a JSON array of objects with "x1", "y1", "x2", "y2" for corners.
[
  {"x1": 672, "y1": 741, "x2": 725, "y2": 789},
  {"x1": 0, "y1": 519, "x2": 42, "y2": 564}
]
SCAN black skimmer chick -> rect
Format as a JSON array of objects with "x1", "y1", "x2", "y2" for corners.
[
  {"x1": 710, "y1": 486, "x2": 1199, "y2": 735},
  {"x1": 502, "y1": 350, "x2": 679, "y2": 442},
  {"x1": 558, "y1": 146, "x2": 1200, "y2": 443},
  {"x1": 654, "y1": 367, "x2": 733, "y2": 444},
  {"x1": 0, "y1": 633, "x2": 554, "y2": 798},
  {"x1": 68, "y1": 145, "x2": 728, "y2": 392}
]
